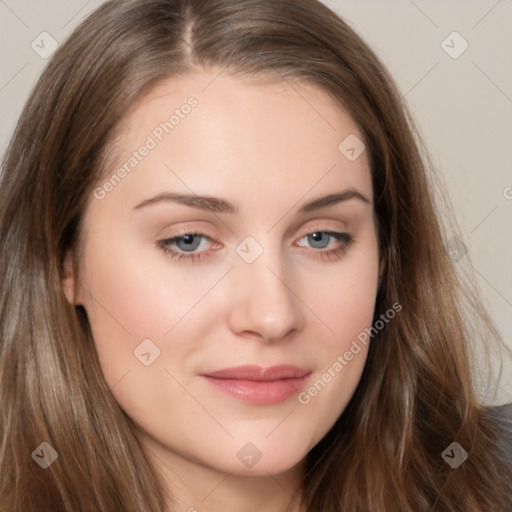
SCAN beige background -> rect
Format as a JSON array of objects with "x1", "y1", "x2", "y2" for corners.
[{"x1": 1, "y1": 0, "x2": 511, "y2": 402}]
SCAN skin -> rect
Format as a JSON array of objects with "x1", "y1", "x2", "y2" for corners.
[{"x1": 63, "y1": 70, "x2": 381, "y2": 512}]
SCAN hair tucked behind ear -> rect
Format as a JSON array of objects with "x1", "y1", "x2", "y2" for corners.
[{"x1": 1, "y1": 0, "x2": 511, "y2": 510}]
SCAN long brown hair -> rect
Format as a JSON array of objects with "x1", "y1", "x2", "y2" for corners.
[{"x1": 1, "y1": 0, "x2": 510, "y2": 510}]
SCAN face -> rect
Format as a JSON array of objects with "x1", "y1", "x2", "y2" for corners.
[{"x1": 65, "y1": 70, "x2": 381, "y2": 480}]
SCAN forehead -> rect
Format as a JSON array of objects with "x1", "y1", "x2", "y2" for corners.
[{"x1": 96, "y1": 70, "x2": 372, "y2": 213}]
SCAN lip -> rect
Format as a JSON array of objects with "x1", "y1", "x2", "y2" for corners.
[{"x1": 200, "y1": 365, "x2": 311, "y2": 405}]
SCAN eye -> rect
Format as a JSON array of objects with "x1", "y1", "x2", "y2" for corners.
[
  {"x1": 157, "y1": 232, "x2": 216, "y2": 262},
  {"x1": 295, "y1": 230, "x2": 354, "y2": 260}
]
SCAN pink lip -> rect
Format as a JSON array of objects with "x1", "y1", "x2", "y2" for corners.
[{"x1": 200, "y1": 365, "x2": 311, "y2": 405}]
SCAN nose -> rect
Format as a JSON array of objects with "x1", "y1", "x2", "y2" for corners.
[{"x1": 226, "y1": 249, "x2": 305, "y2": 343}]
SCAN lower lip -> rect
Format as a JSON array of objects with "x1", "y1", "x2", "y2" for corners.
[{"x1": 201, "y1": 375, "x2": 310, "y2": 405}]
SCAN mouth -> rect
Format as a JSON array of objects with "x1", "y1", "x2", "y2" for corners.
[{"x1": 200, "y1": 365, "x2": 311, "y2": 405}]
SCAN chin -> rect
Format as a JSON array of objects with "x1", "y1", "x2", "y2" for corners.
[{"x1": 208, "y1": 444, "x2": 307, "y2": 478}]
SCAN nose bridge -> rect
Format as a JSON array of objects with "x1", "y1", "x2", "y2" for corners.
[{"x1": 227, "y1": 240, "x2": 304, "y2": 342}]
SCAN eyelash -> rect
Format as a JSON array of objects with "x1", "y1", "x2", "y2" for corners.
[{"x1": 157, "y1": 228, "x2": 355, "y2": 263}]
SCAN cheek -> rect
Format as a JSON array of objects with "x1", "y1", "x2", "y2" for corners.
[
  {"x1": 290, "y1": 236, "x2": 379, "y2": 441},
  {"x1": 306, "y1": 234, "x2": 380, "y2": 351},
  {"x1": 77, "y1": 231, "x2": 230, "y2": 388}
]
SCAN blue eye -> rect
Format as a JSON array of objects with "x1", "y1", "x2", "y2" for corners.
[
  {"x1": 297, "y1": 231, "x2": 354, "y2": 254},
  {"x1": 157, "y1": 233, "x2": 212, "y2": 261},
  {"x1": 172, "y1": 234, "x2": 204, "y2": 252},
  {"x1": 307, "y1": 232, "x2": 333, "y2": 249},
  {"x1": 157, "y1": 230, "x2": 354, "y2": 263}
]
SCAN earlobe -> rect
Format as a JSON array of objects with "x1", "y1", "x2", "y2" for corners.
[
  {"x1": 378, "y1": 252, "x2": 387, "y2": 288},
  {"x1": 61, "y1": 249, "x2": 80, "y2": 305}
]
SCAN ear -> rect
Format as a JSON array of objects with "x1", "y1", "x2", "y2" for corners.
[
  {"x1": 61, "y1": 249, "x2": 81, "y2": 305},
  {"x1": 378, "y1": 251, "x2": 387, "y2": 288}
]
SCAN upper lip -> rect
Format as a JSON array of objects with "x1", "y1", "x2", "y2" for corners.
[{"x1": 201, "y1": 365, "x2": 311, "y2": 381}]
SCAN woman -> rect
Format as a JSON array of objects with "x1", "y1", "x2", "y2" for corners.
[{"x1": 0, "y1": 0, "x2": 510, "y2": 510}]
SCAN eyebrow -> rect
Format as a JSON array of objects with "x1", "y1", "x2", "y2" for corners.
[{"x1": 133, "y1": 188, "x2": 370, "y2": 214}]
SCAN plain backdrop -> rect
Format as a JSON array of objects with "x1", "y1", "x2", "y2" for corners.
[{"x1": 1, "y1": 0, "x2": 511, "y2": 403}]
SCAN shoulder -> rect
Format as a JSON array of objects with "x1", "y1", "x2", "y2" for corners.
[
  {"x1": 486, "y1": 402, "x2": 512, "y2": 472},
  {"x1": 490, "y1": 401, "x2": 512, "y2": 421},
  {"x1": 488, "y1": 401, "x2": 512, "y2": 431},
  {"x1": 487, "y1": 403, "x2": 512, "y2": 511}
]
